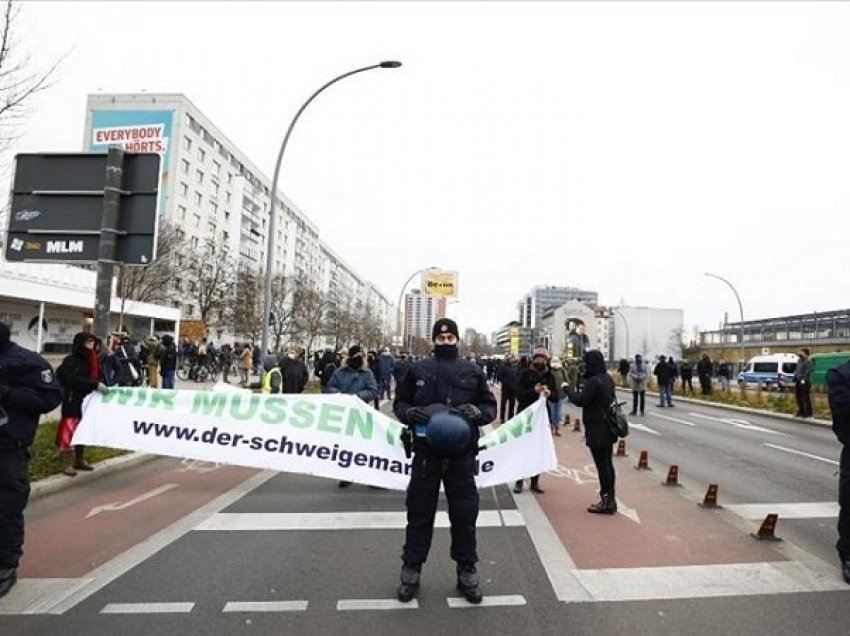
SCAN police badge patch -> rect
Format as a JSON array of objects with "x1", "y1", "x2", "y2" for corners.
[{"x1": 41, "y1": 369, "x2": 54, "y2": 384}]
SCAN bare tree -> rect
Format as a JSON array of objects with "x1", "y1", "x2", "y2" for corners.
[
  {"x1": 0, "y1": 1, "x2": 61, "y2": 153},
  {"x1": 269, "y1": 272, "x2": 294, "y2": 352},
  {"x1": 290, "y1": 278, "x2": 330, "y2": 356},
  {"x1": 323, "y1": 302, "x2": 356, "y2": 351},
  {"x1": 115, "y1": 220, "x2": 185, "y2": 329},
  {"x1": 184, "y1": 239, "x2": 235, "y2": 328},
  {"x1": 229, "y1": 266, "x2": 264, "y2": 344}
]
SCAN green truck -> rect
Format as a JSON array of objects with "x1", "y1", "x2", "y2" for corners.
[{"x1": 810, "y1": 352, "x2": 850, "y2": 388}]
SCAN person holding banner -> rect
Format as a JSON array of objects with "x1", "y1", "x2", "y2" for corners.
[
  {"x1": 327, "y1": 345, "x2": 379, "y2": 488},
  {"x1": 514, "y1": 347, "x2": 558, "y2": 494},
  {"x1": 393, "y1": 318, "x2": 496, "y2": 605},
  {"x1": 56, "y1": 333, "x2": 110, "y2": 476},
  {"x1": 564, "y1": 349, "x2": 619, "y2": 515},
  {"x1": 0, "y1": 323, "x2": 63, "y2": 599}
]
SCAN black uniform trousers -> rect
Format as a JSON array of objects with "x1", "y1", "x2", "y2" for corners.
[
  {"x1": 838, "y1": 444, "x2": 850, "y2": 560},
  {"x1": 0, "y1": 448, "x2": 30, "y2": 568},
  {"x1": 403, "y1": 451, "x2": 479, "y2": 567},
  {"x1": 795, "y1": 381, "x2": 813, "y2": 418}
]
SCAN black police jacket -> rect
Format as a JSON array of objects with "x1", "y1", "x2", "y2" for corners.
[
  {"x1": 0, "y1": 342, "x2": 63, "y2": 449},
  {"x1": 394, "y1": 355, "x2": 497, "y2": 429}
]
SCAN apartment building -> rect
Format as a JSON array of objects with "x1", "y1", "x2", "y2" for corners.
[{"x1": 83, "y1": 93, "x2": 391, "y2": 339}]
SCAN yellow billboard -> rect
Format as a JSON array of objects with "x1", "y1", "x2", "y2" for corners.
[{"x1": 421, "y1": 270, "x2": 458, "y2": 298}]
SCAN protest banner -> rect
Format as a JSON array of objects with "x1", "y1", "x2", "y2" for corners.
[{"x1": 72, "y1": 388, "x2": 556, "y2": 490}]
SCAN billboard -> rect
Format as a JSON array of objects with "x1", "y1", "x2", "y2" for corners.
[
  {"x1": 89, "y1": 109, "x2": 173, "y2": 214},
  {"x1": 421, "y1": 269, "x2": 458, "y2": 298}
]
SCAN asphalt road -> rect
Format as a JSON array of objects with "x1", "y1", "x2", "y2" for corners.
[{"x1": 3, "y1": 393, "x2": 850, "y2": 635}]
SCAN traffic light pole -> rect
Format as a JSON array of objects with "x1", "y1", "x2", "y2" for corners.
[{"x1": 93, "y1": 146, "x2": 124, "y2": 344}]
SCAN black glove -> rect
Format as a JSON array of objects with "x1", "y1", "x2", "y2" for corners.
[
  {"x1": 406, "y1": 407, "x2": 430, "y2": 425},
  {"x1": 400, "y1": 426, "x2": 413, "y2": 459},
  {"x1": 454, "y1": 403, "x2": 482, "y2": 423}
]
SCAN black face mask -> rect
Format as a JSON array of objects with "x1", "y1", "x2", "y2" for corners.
[
  {"x1": 348, "y1": 357, "x2": 363, "y2": 369},
  {"x1": 434, "y1": 344, "x2": 459, "y2": 360}
]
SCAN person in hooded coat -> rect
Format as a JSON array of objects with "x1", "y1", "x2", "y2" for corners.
[
  {"x1": 565, "y1": 350, "x2": 619, "y2": 514},
  {"x1": 56, "y1": 333, "x2": 109, "y2": 476}
]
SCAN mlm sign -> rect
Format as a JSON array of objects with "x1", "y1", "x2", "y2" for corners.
[{"x1": 89, "y1": 109, "x2": 173, "y2": 214}]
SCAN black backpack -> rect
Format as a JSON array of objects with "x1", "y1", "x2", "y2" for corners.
[{"x1": 605, "y1": 378, "x2": 629, "y2": 438}]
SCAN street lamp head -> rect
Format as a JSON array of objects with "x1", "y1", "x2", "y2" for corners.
[{"x1": 380, "y1": 60, "x2": 402, "y2": 68}]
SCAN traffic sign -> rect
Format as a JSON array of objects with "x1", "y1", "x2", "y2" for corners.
[{"x1": 4, "y1": 152, "x2": 161, "y2": 265}]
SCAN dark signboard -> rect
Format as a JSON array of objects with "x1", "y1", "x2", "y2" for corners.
[{"x1": 4, "y1": 152, "x2": 161, "y2": 265}]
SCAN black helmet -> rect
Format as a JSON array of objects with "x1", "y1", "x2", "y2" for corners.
[{"x1": 426, "y1": 411, "x2": 472, "y2": 456}]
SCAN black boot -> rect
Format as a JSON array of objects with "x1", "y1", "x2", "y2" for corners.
[
  {"x1": 0, "y1": 566, "x2": 17, "y2": 600},
  {"x1": 456, "y1": 562, "x2": 483, "y2": 604},
  {"x1": 530, "y1": 476, "x2": 545, "y2": 494},
  {"x1": 587, "y1": 494, "x2": 617, "y2": 515},
  {"x1": 396, "y1": 563, "x2": 420, "y2": 602}
]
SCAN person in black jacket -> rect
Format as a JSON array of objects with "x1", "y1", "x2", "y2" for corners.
[
  {"x1": 513, "y1": 347, "x2": 558, "y2": 494},
  {"x1": 393, "y1": 318, "x2": 496, "y2": 605},
  {"x1": 565, "y1": 349, "x2": 619, "y2": 514},
  {"x1": 0, "y1": 322, "x2": 64, "y2": 599},
  {"x1": 279, "y1": 346, "x2": 309, "y2": 394},
  {"x1": 827, "y1": 360, "x2": 850, "y2": 584},
  {"x1": 156, "y1": 334, "x2": 179, "y2": 389},
  {"x1": 697, "y1": 353, "x2": 713, "y2": 395},
  {"x1": 654, "y1": 355, "x2": 674, "y2": 407},
  {"x1": 497, "y1": 355, "x2": 519, "y2": 422},
  {"x1": 56, "y1": 332, "x2": 110, "y2": 475}
]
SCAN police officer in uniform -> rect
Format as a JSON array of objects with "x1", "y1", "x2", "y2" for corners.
[
  {"x1": 393, "y1": 318, "x2": 496, "y2": 604},
  {"x1": 0, "y1": 323, "x2": 63, "y2": 599}
]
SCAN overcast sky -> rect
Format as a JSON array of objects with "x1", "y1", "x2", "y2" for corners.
[{"x1": 8, "y1": 1, "x2": 850, "y2": 337}]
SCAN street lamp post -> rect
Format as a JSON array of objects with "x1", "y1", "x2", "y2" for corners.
[
  {"x1": 396, "y1": 267, "x2": 436, "y2": 354},
  {"x1": 260, "y1": 61, "x2": 402, "y2": 354},
  {"x1": 704, "y1": 272, "x2": 745, "y2": 368}
]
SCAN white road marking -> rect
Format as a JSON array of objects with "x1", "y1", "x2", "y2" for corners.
[
  {"x1": 100, "y1": 602, "x2": 194, "y2": 614},
  {"x1": 447, "y1": 595, "x2": 526, "y2": 608},
  {"x1": 762, "y1": 443, "x2": 839, "y2": 466},
  {"x1": 223, "y1": 601, "x2": 308, "y2": 612},
  {"x1": 511, "y1": 487, "x2": 593, "y2": 602},
  {"x1": 573, "y1": 561, "x2": 848, "y2": 601},
  {"x1": 86, "y1": 483, "x2": 179, "y2": 518},
  {"x1": 628, "y1": 422, "x2": 661, "y2": 436},
  {"x1": 195, "y1": 510, "x2": 522, "y2": 531},
  {"x1": 337, "y1": 599, "x2": 419, "y2": 610},
  {"x1": 615, "y1": 499, "x2": 641, "y2": 524},
  {"x1": 41, "y1": 470, "x2": 278, "y2": 615},
  {"x1": 688, "y1": 413, "x2": 786, "y2": 435},
  {"x1": 725, "y1": 502, "x2": 839, "y2": 520},
  {"x1": 648, "y1": 412, "x2": 696, "y2": 426}
]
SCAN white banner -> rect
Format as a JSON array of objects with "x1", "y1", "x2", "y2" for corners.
[{"x1": 72, "y1": 386, "x2": 556, "y2": 490}]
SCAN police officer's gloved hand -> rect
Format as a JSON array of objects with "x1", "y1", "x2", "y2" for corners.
[
  {"x1": 454, "y1": 403, "x2": 482, "y2": 424},
  {"x1": 96, "y1": 383, "x2": 110, "y2": 394},
  {"x1": 406, "y1": 407, "x2": 430, "y2": 425}
]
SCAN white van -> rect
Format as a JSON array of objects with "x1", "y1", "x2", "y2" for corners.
[{"x1": 737, "y1": 353, "x2": 798, "y2": 391}]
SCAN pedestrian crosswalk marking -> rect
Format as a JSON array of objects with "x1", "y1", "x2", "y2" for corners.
[
  {"x1": 223, "y1": 601, "x2": 308, "y2": 612},
  {"x1": 337, "y1": 599, "x2": 419, "y2": 610},
  {"x1": 100, "y1": 602, "x2": 194, "y2": 614},
  {"x1": 194, "y1": 510, "x2": 524, "y2": 531},
  {"x1": 447, "y1": 594, "x2": 526, "y2": 608}
]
